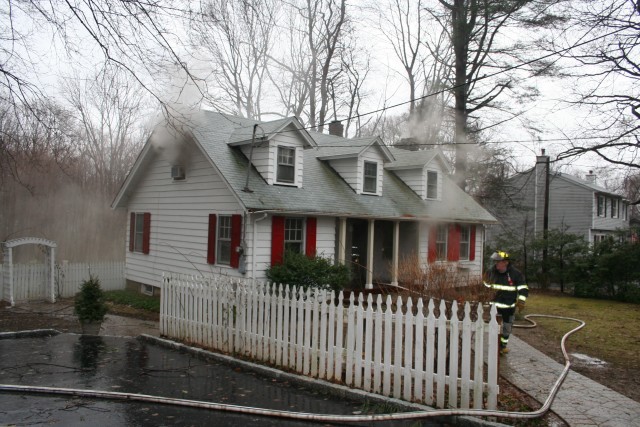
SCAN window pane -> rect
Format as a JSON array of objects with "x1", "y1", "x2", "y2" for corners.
[
  {"x1": 363, "y1": 162, "x2": 377, "y2": 193},
  {"x1": 134, "y1": 213, "x2": 144, "y2": 252},
  {"x1": 217, "y1": 216, "x2": 231, "y2": 265},
  {"x1": 597, "y1": 196, "x2": 605, "y2": 216},
  {"x1": 284, "y1": 218, "x2": 304, "y2": 254},
  {"x1": 459, "y1": 226, "x2": 470, "y2": 260},
  {"x1": 427, "y1": 171, "x2": 438, "y2": 199},
  {"x1": 436, "y1": 225, "x2": 447, "y2": 261},
  {"x1": 277, "y1": 147, "x2": 295, "y2": 183}
]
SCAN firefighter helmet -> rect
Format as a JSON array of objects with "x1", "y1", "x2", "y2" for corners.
[{"x1": 490, "y1": 250, "x2": 510, "y2": 261}]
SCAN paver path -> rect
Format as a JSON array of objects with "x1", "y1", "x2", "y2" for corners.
[{"x1": 501, "y1": 335, "x2": 640, "y2": 426}]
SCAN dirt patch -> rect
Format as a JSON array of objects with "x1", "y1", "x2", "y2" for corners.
[{"x1": 0, "y1": 300, "x2": 82, "y2": 333}]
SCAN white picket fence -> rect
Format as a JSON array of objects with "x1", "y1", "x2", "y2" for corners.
[
  {"x1": 0, "y1": 261, "x2": 125, "y2": 302},
  {"x1": 160, "y1": 273, "x2": 500, "y2": 410}
]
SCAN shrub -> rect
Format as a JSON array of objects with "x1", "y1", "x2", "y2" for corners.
[
  {"x1": 395, "y1": 254, "x2": 493, "y2": 304},
  {"x1": 74, "y1": 275, "x2": 108, "y2": 323},
  {"x1": 265, "y1": 252, "x2": 350, "y2": 292},
  {"x1": 570, "y1": 240, "x2": 640, "y2": 303},
  {"x1": 103, "y1": 290, "x2": 160, "y2": 312}
]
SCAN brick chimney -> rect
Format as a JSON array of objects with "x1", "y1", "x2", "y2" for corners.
[
  {"x1": 328, "y1": 120, "x2": 344, "y2": 137},
  {"x1": 585, "y1": 170, "x2": 596, "y2": 184}
]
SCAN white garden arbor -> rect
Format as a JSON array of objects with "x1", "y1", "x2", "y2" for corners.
[{"x1": 1, "y1": 238, "x2": 57, "y2": 306}]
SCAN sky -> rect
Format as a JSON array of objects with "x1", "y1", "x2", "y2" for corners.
[{"x1": 3, "y1": 0, "x2": 633, "y2": 191}]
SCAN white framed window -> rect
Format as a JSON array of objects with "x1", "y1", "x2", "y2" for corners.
[
  {"x1": 611, "y1": 199, "x2": 619, "y2": 218},
  {"x1": 426, "y1": 170, "x2": 438, "y2": 199},
  {"x1": 436, "y1": 225, "x2": 448, "y2": 261},
  {"x1": 141, "y1": 284, "x2": 155, "y2": 296},
  {"x1": 597, "y1": 195, "x2": 606, "y2": 217},
  {"x1": 277, "y1": 146, "x2": 296, "y2": 184},
  {"x1": 284, "y1": 217, "x2": 304, "y2": 254},
  {"x1": 459, "y1": 225, "x2": 470, "y2": 260},
  {"x1": 363, "y1": 161, "x2": 378, "y2": 193},
  {"x1": 217, "y1": 215, "x2": 232, "y2": 265}
]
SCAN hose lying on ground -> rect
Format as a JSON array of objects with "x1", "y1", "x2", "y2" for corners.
[{"x1": 0, "y1": 314, "x2": 584, "y2": 423}]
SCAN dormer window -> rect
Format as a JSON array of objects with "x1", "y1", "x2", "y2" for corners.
[
  {"x1": 363, "y1": 161, "x2": 378, "y2": 193},
  {"x1": 427, "y1": 170, "x2": 438, "y2": 199},
  {"x1": 277, "y1": 146, "x2": 295, "y2": 184}
]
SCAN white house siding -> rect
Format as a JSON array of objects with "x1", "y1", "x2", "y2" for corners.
[
  {"x1": 240, "y1": 143, "x2": 270, "y2": 183},
  {"x1": 393, "y1": 169, "x2": 423, "y2": 198},
  {"x1": 239, "y1": 124, "x2": 305, "y2": 187},
  {"x1": 330, "y1": 158, "x2": 358, "y2": 192},
  {"x1": 359, "y1": 149, "x2": 385, "y2": 196},
  {"x1": 248, "y1": 214, "x2": 337, "y2": 282},
  {"x1": 125, "y1": 145, "x2": 244, "y2": 288}
]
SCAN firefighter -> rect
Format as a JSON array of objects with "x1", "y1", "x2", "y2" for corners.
[{"x1": 484, "y1": 250, "x2": 528, "y2": 355}]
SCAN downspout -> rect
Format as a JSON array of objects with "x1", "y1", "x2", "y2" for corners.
[{"x1": 251, "y1": 212, "x2": 269, "y2": 280}]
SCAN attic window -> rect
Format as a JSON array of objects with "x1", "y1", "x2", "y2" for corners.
[
  {"x1": 277, "y1": 146, "x2": 295, "y2": 184},
  {"x1": 427, "y1": 170, "x2": 438, "y2": 199},
  {"x1": 171, "y1": 165, "x2": 185, "y2": 181},
  {"x1": 363, "y1": 161, "x2": 377, "y2": 193}
]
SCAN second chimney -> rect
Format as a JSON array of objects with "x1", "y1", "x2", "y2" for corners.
[{"x1": 328, "y1": 120, "x2": 344, "y2": 137}]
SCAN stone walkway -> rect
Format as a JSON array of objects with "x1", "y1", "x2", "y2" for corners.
[{"x1": 501, "y1": 335, "x2": 640, "y2": 426}]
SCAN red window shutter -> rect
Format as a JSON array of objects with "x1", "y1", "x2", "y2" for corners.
[
  {"x1": 142, "y1": 213, "x2": 151, "y2": 255},
  {"x1": 271, "y1": 216, "x2": 285, "y2": 266},
  {"x1": 469, "y1": 225, "x2": 476, "y2": 261},
  {"x1": 428, "y1": 226, "x2": 437, "y2": 263},
  {"x1": 207, "y1": 214, "x2": 216, "y2": 264},
  {"x1": 230, "y1": 214, "x2": 242, "y2": 268},
  {"x1": 447, "y1": 224, "x2": 460, "y2": 261},
  {"x1": 305, "y1": 217, "x2": 317, "y2": 258},
  {"x1": 129, "y1": 213, "x2": 135, "y2": 252}
]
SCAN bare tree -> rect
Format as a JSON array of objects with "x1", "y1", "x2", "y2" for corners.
[
  {"x1": 555, "y1": 0, "x2": 639, "y2": 170},
  {"x1": 376, "y1": 0, "x2": 428, "y2": 114},
  {"x1": 270, "y1": 0, "x2": 349, "y2": 132},
  {"x1": 63, "y1": 65, "x2": 150, "y2": 197},
  {"x1": 191, "y1": 0, "x2": 277, "y2": 119},
  {"x1": 0, "y1": 100, "x2": 76, "y2": 191},
  {"x1": 438, "y1": 0, "x2": 568, "y2": 189}
]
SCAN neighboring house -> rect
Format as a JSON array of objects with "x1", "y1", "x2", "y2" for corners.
[
  {"x1": 111, "y1": 110, "x2": 496, "y2": 294},
  {"x1": 485, "y1": 151, "x2": 631, "y2": 248}
]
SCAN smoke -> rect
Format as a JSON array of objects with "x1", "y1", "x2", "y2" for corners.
[{"x1": 147, "y1": 65, "x2": 207, "y2": 166}]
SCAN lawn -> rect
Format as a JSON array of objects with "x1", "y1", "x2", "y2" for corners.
[
  {"x1": 520, "y1": 289, "x2": 640, "y2": 366},
  {"x1": 515, "y1": 289, "x2": 640, "y2": 403}
]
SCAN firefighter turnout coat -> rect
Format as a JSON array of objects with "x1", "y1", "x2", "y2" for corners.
[{"x1": 485, "y1": 264, "x2": 528, "y2": 310}]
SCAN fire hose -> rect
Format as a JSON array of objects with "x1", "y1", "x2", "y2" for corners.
[{"x1": 0, "y1": 313, "x2": 584, "y2": 423}]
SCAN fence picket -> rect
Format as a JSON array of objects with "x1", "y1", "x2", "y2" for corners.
[
  {"x1": 157, "y1": 274, "x2": 499, "y2": 412},
  {"x1": 403, "y1": 297, "x2": 414, "y2": 401},
  {"x1": 373, "y1": 294, "x2": 383, "y2": 394},
  {"x1": 382, "y1": 294, "x2": 393, "y2": 397},
  {"x1": 393, "y1": 296, "x2": 404, "y2": 399}
]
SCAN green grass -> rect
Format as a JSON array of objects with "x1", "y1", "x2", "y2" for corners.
[
  {"x1": 522, "y1": 290, "x2": 640, "y2": 368},
  {"x1": 103, "y1": 289, "x2": 161, "y2": 313}
]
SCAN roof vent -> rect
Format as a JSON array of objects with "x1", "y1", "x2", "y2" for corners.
[{"x1": 171, "y1": 165, "x2": 185, "y2": 180}]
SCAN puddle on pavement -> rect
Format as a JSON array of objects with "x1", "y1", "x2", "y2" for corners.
[
  {"x1": 0, "y1": 334, "x2": 448, "y2": 426},
  {"x1": 570, "y1": 352, "x2": 607, "y2": 367}
]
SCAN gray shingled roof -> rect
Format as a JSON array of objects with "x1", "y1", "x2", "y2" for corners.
[{"x1": 184, "y1": 110, "x2": 496, "y2": 223}]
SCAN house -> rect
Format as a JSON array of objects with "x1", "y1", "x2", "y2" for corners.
[
  {"x1": 111, "y1": 110, "x2": 497, "y2": 294},
  {"x1": 485, "y1": 150, "x2": 631, "y2": 248}
]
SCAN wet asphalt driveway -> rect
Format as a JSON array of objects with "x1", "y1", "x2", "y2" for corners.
[{"x1": 0, "y1": 333, "x2": 448, "y2": 426}]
